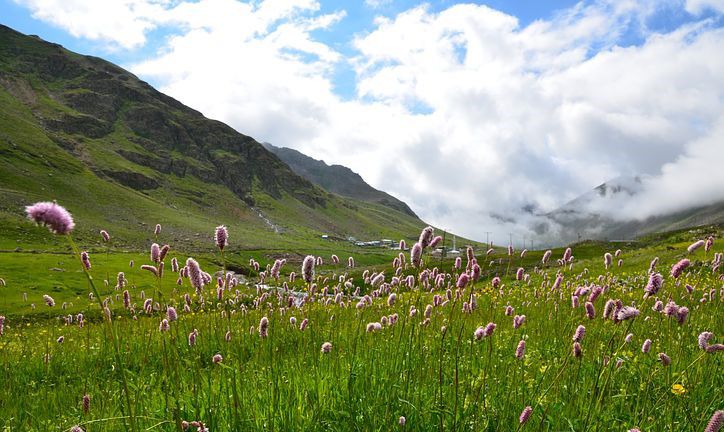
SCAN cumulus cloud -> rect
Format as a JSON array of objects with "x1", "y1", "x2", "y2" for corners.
[
  {"x1": 341, "y1": 2, "x2": 724, "y2": 242},
  {"x1": 12, "y1": 0, "x2": 168, "y2": 49},
  {"x1": 13, "y1": 0, "x2": 724, "y2": 244}
]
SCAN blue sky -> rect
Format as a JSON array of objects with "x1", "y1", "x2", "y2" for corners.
[
  {"x1": 3, "y1": 0, "x2": 719, "y2": 97},
  {"x1": 2, "y1": 0, "x2": 581, "y2": 96},
  {"x1": 1, "y1": 0, "x2": 723, "y2": 243}
]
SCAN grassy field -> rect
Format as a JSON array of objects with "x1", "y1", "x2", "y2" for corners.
[{"x1": 0, "y1": 220, "x2": 722, "y2": 431}]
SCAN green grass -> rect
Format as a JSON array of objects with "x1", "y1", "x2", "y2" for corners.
[
  {"x1": 0, "y1": 224, "x2": 721, "y2": 431},
  {"x1": 0, "y1": 26, "x2": 721, "y2": 431}
]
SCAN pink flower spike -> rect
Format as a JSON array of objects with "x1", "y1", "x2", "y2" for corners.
[{"x1": 25, "y1": 201, "x2": 75, "y2": 234}]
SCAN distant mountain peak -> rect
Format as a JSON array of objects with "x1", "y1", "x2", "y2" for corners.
[
  {"x1": 539, "y1": 175, "x2": 723, "y2": 245},
  {"x1": 593, "y1": 175, "x2": 643, "y2": 198}
]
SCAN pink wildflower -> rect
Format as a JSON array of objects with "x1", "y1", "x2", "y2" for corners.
[
  {"x1": 259, "y1": 316, "x2": 269, "y2": 338},
  {"x1": 186, "y1": 258, "x2": 204, "y2": 291},
  {"x1": 563, "y1": 247, "x2": 572, "y2": 262},
  {"x1": 80, "y1": 251, "x2": 91, "y2": 270},
  {"x1": 515, "y1": 340, "x2": 526, "y2": 359},
  {"x1": 704, "y1": 410, "x2": 723, "y2": 432},
  {"x1": 516, "y1": 267, "x2": 524, "y2": 281},
  {"x1": 706, "y1": 344, "x2": 724, "y2": 353},
  {"x1": 519, "y1": 406, "x2": 533, "y2": 424},
  {"x1": 215, "y1": 225, "x2": 228, "y2": 250},
  {"x1": 671, "y1": 259, "x2": 690, "y2": 279},
  {"x1": 573, "y1": 342, "x2": 582, "y2": 358},
  {"x1": 472, "y1": 264, "x2": 481, "y2": 280},
  {"x1": 418, "y1": 226, "x2": 434, "y2": 248},
  {"x1": 698, "y1": 332, "x2": 714, "y2": 350},
  {"x1": 141, "y1": 264, "x2": 158, "y2": 276},
  {"x1": 410, "y1": 243, "x2": 423, "y2": 268},
  {"x1": 542, "y1": 250, "x2": 552, "y2": 264},
  {"x1": 687, "y1": 240, "x2": 705, "y2": 253},
  {"x1": 644, "y1": 273, "x2": 663, "y2": 297},
  {"x1": 513, "y1": 315, "x2": 526, "y2": 329},
  {"x1": 616, "y1": 306, "x2": 639, "y2": 321},
  {"x1": 321, "y1": 342, "x2": 332, "y2": 353},
  {"x1": 25, "y1": 201, "x2": 75, "y2": 234},
  {"x1": 82, "y1": 394, "x2": 90, "y2": 413},
  {"x1": 302, "y1": 255, "x2": 315, "y2": 283},
  {"x1": 704, "y1": 236, "x2": 714, "y2": 253},
  {"x1": 676, "y1": 306, "x2": 689, "y2": 325},
  {"x1": 188, "y1": 331, "x2": 197, "y2": 346},
  {"x1": 456, "y1": 273, "x2": 470, "y2": 288},
  {"x1": 43, "y1": 294, "x2": 55, "y2": 307},
  {"x1": 151, "y1": 243, "x2": 161, "y2": 263},
  {"x1": 658, "y1": 352, "x2": 671, "y2": 366}
]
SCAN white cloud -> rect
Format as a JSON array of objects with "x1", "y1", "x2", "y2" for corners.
[
  {"x1": 12, "y1": 0, "x2": 169, "y2": 49},
  {"x1": 364, "y1": 0, "x2": 392, "y2": 9},
  {"x1": 130, "y1": 0, "x2": 344, "y2": 149},
  {"x1": 335, "y1": 2, "x2": 724, "y2": 242},
  {"x1": 686, "y1": 0, "x2": 724, "y2": 14},
  {"x1": 587, "y1": 117, "x2": 724, "y2": 220},
  {"x1": 14, "y1": 0, "x2": 724, "y2": 244}
]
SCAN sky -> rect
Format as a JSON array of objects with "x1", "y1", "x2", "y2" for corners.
[{"x1": 2, "y1": 0, "x2": 724, "y2": 245}]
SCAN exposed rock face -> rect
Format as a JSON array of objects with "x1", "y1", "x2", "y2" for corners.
[
  {"x1": 61, "y1": 90, "x2": 121, "y2": 123},
  {"x1": 45, "y1": 113, "x2": 113, "y2": 138},
  {"x1": 103, "y1": 170, "x2": 160, "y2": 190}
]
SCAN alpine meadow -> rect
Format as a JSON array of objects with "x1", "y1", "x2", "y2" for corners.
[{"x1": 1, "y1": 2, "x2": 723, "y2": 432}]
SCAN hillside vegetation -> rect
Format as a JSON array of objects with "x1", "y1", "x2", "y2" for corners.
[
  {"x1": 0, "y1": 211, "x2": 721, "y2": 430},
  {"x1": 0, "y1": 24, "x2": 427, "y2": 252}
]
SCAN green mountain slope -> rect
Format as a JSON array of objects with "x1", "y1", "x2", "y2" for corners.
[
  {"x1": 0, "y1": 24, "x2": 427, "y2": 250},
  {"x1": 262, "y1": 143, "x2": 418, "y2": 217}
]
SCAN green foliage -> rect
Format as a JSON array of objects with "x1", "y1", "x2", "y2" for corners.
[
  {"x1": 1, "y1": 24, "x2": 722, "y2": 432},
  {"x1": 0, "y1": 225, "x2": 722, "y2": 431}
]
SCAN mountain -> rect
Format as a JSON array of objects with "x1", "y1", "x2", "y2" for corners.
[
  {"x1": 0, "y1": 24, "x2": 427, "y2": 250},
  {"x1": 539, "y1": 176, "x2": 724, "y2": 244},
  {"x1": 262, "y1": 143, "x2": 417, "y2": 218}
]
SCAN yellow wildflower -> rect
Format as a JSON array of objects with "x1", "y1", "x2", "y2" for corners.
[{"x1": 671, "y1": 384, "x2": 686, "y2": 395}]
